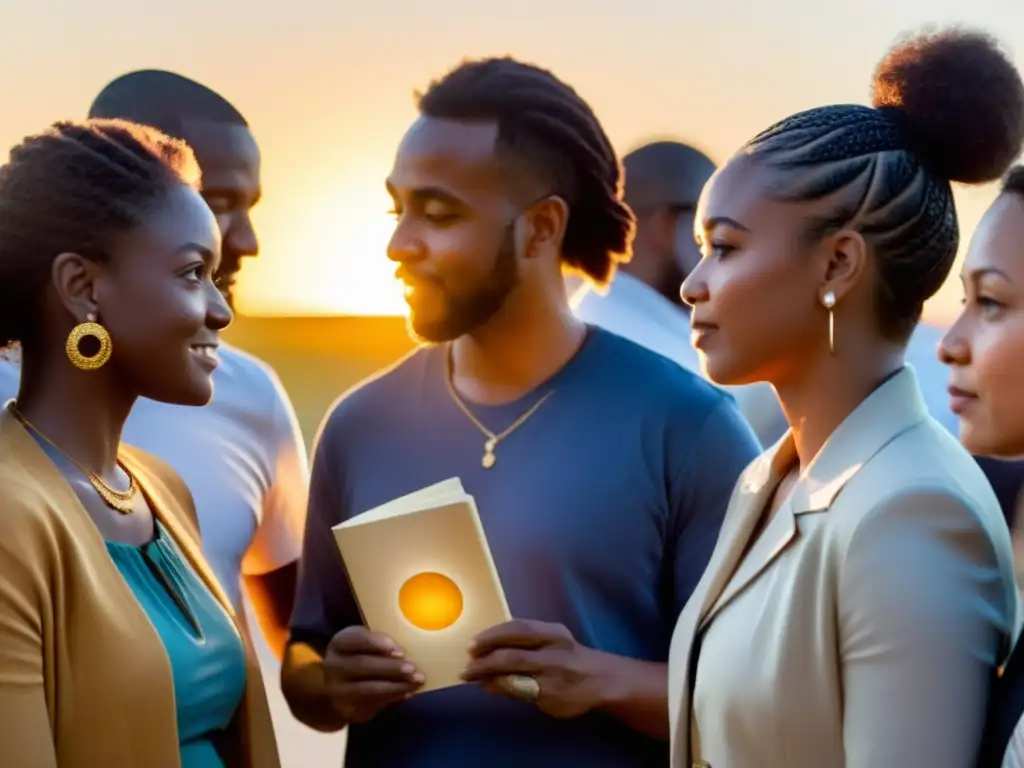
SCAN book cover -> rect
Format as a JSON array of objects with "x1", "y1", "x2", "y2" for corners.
[{"x1": 333, "y1": 478, "x2": 511, "y2": 693}]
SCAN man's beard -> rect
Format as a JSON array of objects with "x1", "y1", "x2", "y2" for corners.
[{"x1": 408, "y1": 227, "x2": 518, "y2": 344}]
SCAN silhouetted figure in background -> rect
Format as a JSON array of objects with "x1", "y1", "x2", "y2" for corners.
[{"x1": 616, "y1": 141, "x2": 714, "y2": 306}]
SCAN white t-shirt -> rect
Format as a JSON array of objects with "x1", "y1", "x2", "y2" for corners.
[
  {"x1": 568, "y1": 273, "x2": 789, "y2": 448},
  {"x1": 0, "y1": 343, "x2": 309, "y2": 609}
]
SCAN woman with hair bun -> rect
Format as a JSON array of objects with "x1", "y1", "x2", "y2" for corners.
[{"x1": 667, "y1": 28, "x2": 1024, "y2": 768}]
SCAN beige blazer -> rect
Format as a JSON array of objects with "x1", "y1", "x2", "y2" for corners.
[{"x1": 667, "y1": 367, "x2": 1019, "y2": 768}]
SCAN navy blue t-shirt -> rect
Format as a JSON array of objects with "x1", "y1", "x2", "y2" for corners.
[{"x1": 290, "y1": 327, "x2": 761, "y2": 767}]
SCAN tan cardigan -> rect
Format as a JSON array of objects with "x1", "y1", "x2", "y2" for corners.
[{"x1": 0, "y1": 409, "x2": 280, "y2": 768}]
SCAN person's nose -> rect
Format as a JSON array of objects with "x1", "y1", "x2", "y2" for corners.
[
  {"x1": 387, "y1": 219, "x2": 426, "y2": 265},
  {"x1": 938, "y1": 314, "x2": 971, "y2": 367},
  {"x1": 206, "y1": 281, "x2": 234, "y2": 331},
  {"x1": 224, "y1": 212, "x2": 259, "y2": 259},
  {"x1": 680, "y1": 259, "x2": 710, "y2": 307}
]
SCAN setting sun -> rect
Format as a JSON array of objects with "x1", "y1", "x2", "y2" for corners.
[{"x1": 236, "y1": 163, "x2": 410, "y2": 317}]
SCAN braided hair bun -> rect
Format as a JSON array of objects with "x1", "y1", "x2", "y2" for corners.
[{"x1": 871, "y1": 28, "x2": 1024, "y2": 184}]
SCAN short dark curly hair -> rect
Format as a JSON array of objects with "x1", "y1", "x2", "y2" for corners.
[
  {"x1": 88, "y1": 69, "x2": 248, "y2": 140},
  {"x1": 417, "y1": 56, "x2": 636, "y2": 287},
  {"x1": 742, "y1": 27, "x2": 1024, "y2": 341},
  {"x1": 0, "y1": 119, "x2": 201, "y2": 351}
]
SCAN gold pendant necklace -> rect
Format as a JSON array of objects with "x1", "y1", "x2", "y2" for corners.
[
  {"x1": 6, "y1": 403, "x2": 138, "y2": 514},
  {"x1": 444, "y1": 359, "x2": 554, "y2": 469},
  {"x1": 482, "y1": 438, "x2": 497, "y2": 469}
]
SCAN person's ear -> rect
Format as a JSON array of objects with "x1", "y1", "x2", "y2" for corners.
[
  {"x1": 520, "y1": 196, "x2": 570, "y2": 260},
  {"x1": 817, "y1": 227, "x2": 868, "y2": 304},
  {"x1": 51, "y1": 253, "x2": 103, "y2": 323}
]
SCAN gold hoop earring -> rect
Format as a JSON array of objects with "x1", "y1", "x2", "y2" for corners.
[
  {"x1": 66, "y1": 314, "x2": 112, "y2": 371},
  {"x1": 822, "y1": 290, "x2": 836, "y2": 355}
]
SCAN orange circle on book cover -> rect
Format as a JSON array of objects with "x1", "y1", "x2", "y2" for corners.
[{"x1": 399, "y1": 572, "x2": 464, "y2": 631}]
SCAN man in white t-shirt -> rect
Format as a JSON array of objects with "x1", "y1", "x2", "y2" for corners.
[
  {"x1": 0, "y1": 71, "x2": 309, "y2": 659},
  {"x1": 570, "y1": 140, "x2": 788, "y2": 446}
]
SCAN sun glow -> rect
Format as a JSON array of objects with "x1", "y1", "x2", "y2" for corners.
[
  {"x1": 235, "y1": 171, "x2": 408, "y2": 317},
  {"x1": 224, "y1": 150, "x2": 990, "y2": 322}
]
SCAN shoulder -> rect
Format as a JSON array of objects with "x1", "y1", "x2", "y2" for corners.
[
  {"x1": 596, "y1": 331, "x2": 755, "y2": 454},
  {"x1": 208, "y1": 343, "x2": 305, "y2": 443},
  {"x1": 216, "y1": 344, "x2": 289, "y2": 409},
  {"x1": 588, "y1": 327, "x2": 731, "y2": 415},
  {"x1": 832, "y1": 422, "x2": 1019, "y2": 654},
  {"x1": 840, "y1": 419, "x2": 1004, "y2": 531},
  {"x1": 587, "y1": 329, "x2": 761, "y2": 479},
  {"x1": 0, "y1": 474, "x2": 56, "y2": 546},
  {"x1": 833, "y1": 420, "x2": 1013, "y2": 588},
  {"x1": 315, "y1": 346, "x2": 434, "y2": 448},
  {"x1": 0, "y1": 472, "x2": 64, "y2": 603},
  {"x1": 0, "y1": 422, "x2": 63, "y2": 541}
]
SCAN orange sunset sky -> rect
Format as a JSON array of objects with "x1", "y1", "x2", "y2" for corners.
[{"x1": 4, "y1": 0, "x2": 1024, "y2": 321}]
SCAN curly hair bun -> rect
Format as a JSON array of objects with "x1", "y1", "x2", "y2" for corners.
[{"x1": 871, "y1": 27, "x2": 1024, "y2": 184}]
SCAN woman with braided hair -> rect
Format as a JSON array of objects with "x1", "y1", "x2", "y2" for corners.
[{"x1": 667, "y1": 27, "x2": 1024, "y2": 768}]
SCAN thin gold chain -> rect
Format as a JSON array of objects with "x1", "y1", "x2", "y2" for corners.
[
  {"x1": 6, "y1": 403, "x2": 138, "y2": 514},
  {"x1": 444, "y1": 355, "x2": 554, "y2": 469}
]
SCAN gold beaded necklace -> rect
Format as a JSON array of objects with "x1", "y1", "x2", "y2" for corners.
[{"x1": 7, "y1": 403, "x2": 138, "y2": 514}]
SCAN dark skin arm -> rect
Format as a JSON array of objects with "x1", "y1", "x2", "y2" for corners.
[
  {"x1": 460, "y1": 619, "x2": 670, "y2": 740},
  {"x1": 281, "y1": 640, "x2": 349, "y2": 732},
  {"x1": 242, "y1": 561, "x2": 298, "y2": 660},
  {"x1": 281, "y1": 627, "x2": 422, "y2": 732},
  {"x1": 599, "y1": 657, "x2": 671, "y2": 740}
]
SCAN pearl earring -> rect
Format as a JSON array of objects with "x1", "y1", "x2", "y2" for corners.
[{"x1": 822, "y1": 290, "x2": 836, "y2": 354}]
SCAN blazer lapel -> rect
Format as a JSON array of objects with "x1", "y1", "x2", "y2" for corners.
[
  {"x1": 788, "y1": 366, "x2": 929, "y2": 516},
  {"x1": 701, "y1": 497, "x2": 798, "y2": 629},
  {"x1": 672, "y1": 366, "x2": 932, "y2": 764},
  {"x1": 697, "y1": 367, "x2": 929, "y2": 628},
  {"x1": 696, "y1": 436, "x2": 797, "y2": 631}
]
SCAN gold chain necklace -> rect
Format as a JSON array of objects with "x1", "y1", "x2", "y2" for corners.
[
  {"x1": 7, "y1": 403, "x2": 138, "y2": 514},
  {"x1": 444, "y1": 357, "x2": 554, "y2": 469}
]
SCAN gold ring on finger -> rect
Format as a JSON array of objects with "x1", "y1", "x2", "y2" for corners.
[{"x1": 505, "y1": 674, "x2": 540, "y2": 703}]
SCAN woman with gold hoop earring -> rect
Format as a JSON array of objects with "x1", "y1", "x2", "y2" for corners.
[
  {"x1": 0, "y1": 120, "x2": 279, "y2": 767},
  {"x1": 670, "y1": 28, "x2": 1022, "y2": 768}
]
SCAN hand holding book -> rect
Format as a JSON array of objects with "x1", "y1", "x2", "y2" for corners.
[
  {"x1": 460, "y1": 618, "x2": 615, "y2": 718},
  {"x1": 332, "y1": 478, "x2": 512, "y2": 694},
  {"x1": 322, "y1": 626, "x2": 424, "y2": 723}
]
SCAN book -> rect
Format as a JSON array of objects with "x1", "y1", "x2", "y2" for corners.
[{"x1": 333, "y1": 477, "x2": 511, "y2": 694}]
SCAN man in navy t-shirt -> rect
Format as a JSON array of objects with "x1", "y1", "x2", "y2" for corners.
[{"x1": 281, "y1": 57, "x2": 761, "y2": 767}]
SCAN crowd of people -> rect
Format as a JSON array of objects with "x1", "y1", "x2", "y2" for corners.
[{"x1": 1, "y1": 20, "x2": 1024, "y2": 768}]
